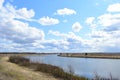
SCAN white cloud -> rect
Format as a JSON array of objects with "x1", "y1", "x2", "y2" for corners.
[
  {"x1": 0, "y1": 0, "x2": 4, "y2": 9},
  {"x1": 48, "y1": 30, "x2": 69, "y2": 38},
  {"x1": 49, "y1": 30, "x2": 82, "y2": 41},
  {"x1": 96, "y1": 3, "x2": 120, "y2": 32},
  {"x1": 89, "y1": 31, "x2": 110, "y2": 38},
  {"x1": 0, "y1": 3, "x2": 35, "y2": 20},
  {"x1": 107, "y1": 3, "x2": 120, "y2": 12},
  {"x1": 98, "y1": 13, "x2": 120, "y2": 30},
  {"x1": 0, "y1": 0, "x2": 45, "y2": 52},
  {"x1": 98, "y1": 14, "x2": 114, "y2": 27},
  {"x1": 39, "y1": 16, "x2": 59, "y2": 26},
  {"x1": 87, "y1": 18, "x2": 120, "y2": 51},
  {"x1": 96, "y1": 3, "x2": 120, "y2": 30},
  {"x1": 85, "y1": 17, "x2": 96, "y2": 30},
  {"x1": 0, "y1": 19, "x2": 45, "y2": 44},
  {"x1": 84, "y1": 3, "x2": 120, "y2": 52},
  {"x1": 88, "y1": 30, "x2": 120, "y2": 52},
  {"x1": 55, "y1": 8, "x2": 76, "y2": 16},
  {"x1": 36, "y1": 39, "x2": 70, "y2": 51},
  {"x1": 1, "y1": 0, "x2": 120, "y2": 52},
  {"x1": 16, "y1": 8, "x2": 35, "y2": 19},
  {"x1": 48, "y1": 31, "x2": 85, "y2": 51},
  {"x1": 85, "y1": 17, "x2": 95, "y2": 25},
  {"x1": 48, "y1": 30, "x2": 86, "y2": 51},
  {"x1": 72, "y1": 22, "x2": 82, "y2": 32}
]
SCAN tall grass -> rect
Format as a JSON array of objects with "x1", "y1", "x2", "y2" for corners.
[
  {"x1": 9, "y1": 56, "x2": 87, "y2": 80},
  {"x1": 93, "y1": 72, "x2": 119, "y2": 80}
]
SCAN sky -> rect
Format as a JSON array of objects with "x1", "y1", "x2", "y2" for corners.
[{"x1": 0, "y1": 0, "x2": 120, "y2": 52}]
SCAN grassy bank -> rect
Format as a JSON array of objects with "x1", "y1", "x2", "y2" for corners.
[
  {"x1": 0, "y1": 56, "x2": 59, "y2": 80},
  {"x1": 9, "y1": 56, "x2": 87, "y2": 80},
  {"x1": 0, "y1": 57, "x2": 33, "y2": 80}
]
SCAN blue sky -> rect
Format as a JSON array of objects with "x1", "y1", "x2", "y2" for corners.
[{"x1": 0, "y1": 0, "x2": 120, "y2": 52}]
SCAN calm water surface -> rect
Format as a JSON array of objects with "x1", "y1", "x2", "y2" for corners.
[{"x1": 26, "y1": 54, "x2": 120, "y2": 79}]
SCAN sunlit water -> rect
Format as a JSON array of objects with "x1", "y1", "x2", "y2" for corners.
[{"x1": 26, "y1": 54, "x2": 120, "y2": 79}]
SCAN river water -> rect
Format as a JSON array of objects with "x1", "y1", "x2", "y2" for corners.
[{"x1": 26, "y1": 54, "x2": 120, "y2": 79}]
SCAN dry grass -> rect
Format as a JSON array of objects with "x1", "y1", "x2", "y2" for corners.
[
  {"x1": 0, "y1": 56, "x2": 58, "y2": 80},
  {"x1": 9, "y1": 56, "x2": 87, "y2": 80}
]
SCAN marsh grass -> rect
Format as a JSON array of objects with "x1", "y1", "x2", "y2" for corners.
[{"x1": 9, "y1": 56, "x2": 87, "y2": 80}]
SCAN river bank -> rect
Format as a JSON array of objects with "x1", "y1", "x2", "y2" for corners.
[
  {"x1": 58, "y1": 53, "x2": 120, "y2": 59},
  {"x1": 9, "y1": 56, "x2": 87, "y2": 80},
  {"x1": 0, "y1": 55, "x2": 59, "y2": 80},
  {"x1": 1, "y1": 53, "x2": 119, "y2": 80},
  {"x1": 0, "y1": 54, "x2": 87, "y2": 80}
]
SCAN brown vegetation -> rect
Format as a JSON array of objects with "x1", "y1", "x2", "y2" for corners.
[
  {"x1": 0, "y1": 56, "x2": 59, "y2": 80},
  {"x1": 9, "y1": 56, "x2": 87, "y2": 80}
]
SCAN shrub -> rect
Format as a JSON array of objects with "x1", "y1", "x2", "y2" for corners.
[
  {"x1": 9, "y1": 56, "x2": 30, "y2": 66},
  {"x1": 9, "y1": 56, "x2": 87, "y2": 80}
]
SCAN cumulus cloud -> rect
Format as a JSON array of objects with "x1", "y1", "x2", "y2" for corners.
[
  {"x1": 98, "y1": 13, "x2": 120, "y2": 26},
  {"x1": 97, "y1": 13, "x2": 120, "y2": 31},
  {"x1": 88, "y1": 30, "x2": 120, "y2": 52},
  {"x1": 34, "y1": 3, "x2": 120, "y2": 52},
  {"x1": 0, "y1": 18, "x2": 45, "y2": 44},
  {"x1": 107, "y1": 3, "x2": 120, "y2": 12},
  {"x1": 16, "y1": 8, "x2": 35, "y2": 19},
  {"x1": 84, "y1": 3, "x2": 120, "y2": 52},
  {"x1": 72, "y1": 22, "x2": 82, "y2": 32},
  {"x1": 85, "y1": 17, "x2": 95, "y2": 25},
  {"x1": 2, "y1": 3, "x2": 35, "y2": 20},
  {"x1": 88, "y1": 9, "x2": 120, "y2": 51},
  {"x1": 0, "y1": 0, "x2": 45, "y2": 52},
  {"x1": 39, "y1": 16, "x2": 59, "y2": 26},
  {"x1": 55, "y1": 8, "x2": 76, "y2": 16},
  {"x1": 89, "y1": 31, "x2": 110, "y2": 38},
  {"x1": 48, "y1": 30, "x2": 82, "y2": 41},
  {"x1": 41, "y1": 39, "x2": 70, "y2": 51},
  {"x1": 48, "y1": 30, "x2": 64, "y2": 37},
  {"x1": 48, "y1": 30, "x2": 86, "y2": 52},
  {"x1": 1, "y1": 0, "x2": 120, "y2": 52},
  {"x1": 85, "y1": 17, "x2": 97, "y2": 30},
  {"x1": 48, "y1": 30, "x2": 86, "y2": 51},
  {"x1": 0, "y1": 0, "x2": 88, "y2": 52}
]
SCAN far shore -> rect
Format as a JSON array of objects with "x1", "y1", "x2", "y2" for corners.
[
  {"x1": 1, "y1": 52, "x2": 120, "y2": 59},
  {"x1": 58, "y1": 53, "x2": 120, "y2": 59},
  {"x1": 0, "y1": 52, "x2": 57, "y2": 57}
]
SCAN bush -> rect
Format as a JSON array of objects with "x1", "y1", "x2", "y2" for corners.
[
  {"x1": 9, "y1": 56, "x2": 30, "y2": 66},
  {"x1": 9, "y1": 56, "x2": 87, "y2": 80}
]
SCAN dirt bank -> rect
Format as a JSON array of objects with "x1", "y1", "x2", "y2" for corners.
[{"x1": 0, "y1": 56, "x2": 59, "y2": 80}]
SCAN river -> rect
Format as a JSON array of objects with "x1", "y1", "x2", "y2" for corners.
[{"x1": 26, "y1": 54, "x2": 120, "y2": 79}]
